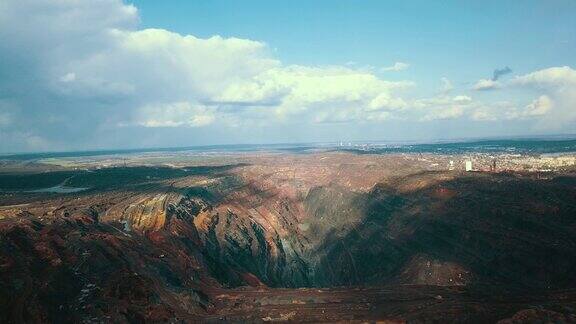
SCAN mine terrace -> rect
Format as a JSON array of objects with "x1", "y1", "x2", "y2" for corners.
[{"x1": 1, "y1": 149, "x2": 576, "y2": 322}]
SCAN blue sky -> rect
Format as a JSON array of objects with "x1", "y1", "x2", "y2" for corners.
[
  {"x1": 131, "y1": 0, "x2": 575, "y2": 83},
  {"x1": 0, "y1": 0, "x2": 575, "y2": 152}
]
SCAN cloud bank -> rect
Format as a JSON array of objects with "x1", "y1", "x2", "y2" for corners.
[
  {"x1": 511, "y1": 66, "x2": 576, "y2": 129},
  {"x1": 0, "y1": 0, "x2": 574, "y2": 152}
]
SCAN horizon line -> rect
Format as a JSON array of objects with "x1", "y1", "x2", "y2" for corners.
[{"x1": 2, "y1": 133, "x2": 576, "y2": 159}]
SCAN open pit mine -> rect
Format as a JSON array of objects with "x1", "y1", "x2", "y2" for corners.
[{"x1": 1, "y1": 152, "x2": 576, "y2": 323}]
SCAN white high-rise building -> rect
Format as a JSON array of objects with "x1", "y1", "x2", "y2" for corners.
[{"x1": 465, "y1": 160, "x2": 473, "y2": 172}]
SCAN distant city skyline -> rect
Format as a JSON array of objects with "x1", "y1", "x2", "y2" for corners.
[{"x1": 1, "y1": 0, "x2": 575, "y2": 153}]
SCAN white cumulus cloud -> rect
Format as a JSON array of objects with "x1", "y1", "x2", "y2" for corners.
[
  {"x1": 382, "y1": 62, "x2": 410, "y2": 72},
  {"x1": 0, "y1": 0, "x2": 573, "y2": 152},
  {"x1": 135, "y1": 102, "x2": 215, "y2": 128},
  {"x1": 441, "y1": 77, "x2": 454, "y2": 93},
  {"x1": 473, "y1": 79, "x2": 500, "y2": 91},
  {"x1": 512, "y1": 66, "x2": 576, "y2": 129}
]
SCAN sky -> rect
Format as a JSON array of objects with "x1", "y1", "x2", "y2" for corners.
[{"x1": 0, "y1": 0, "x2": 575, "y2": 153}]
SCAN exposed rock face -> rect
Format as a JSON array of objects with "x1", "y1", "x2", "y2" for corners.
[
  {"x1": 184, "y1": 168, "x2": 576, "y2": 290},
  {"x1": 397, "y1": 254, "x2": 472, "y2": 286},
  {"x1": 497, "y1": 308, "x2": 576, "y2": 323},
  {"x1": 1, "y1": 153, "x2": 576, "y2": 322},
  {"x1": 0, "y1": 212, "x2": 213, "y2": 322}
]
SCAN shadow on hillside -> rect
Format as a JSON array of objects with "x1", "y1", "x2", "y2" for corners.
[{"x1": 310, "y1": 172, "x2": 576, "y2": 292}]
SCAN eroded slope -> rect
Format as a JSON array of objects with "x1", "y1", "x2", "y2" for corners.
[{"x1": 1, "y1": 153, "x2": 576, "y2": 322}]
